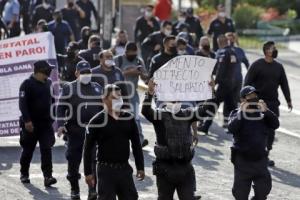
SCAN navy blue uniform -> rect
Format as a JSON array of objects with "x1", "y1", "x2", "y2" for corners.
[
  {"x1": 56, "y1": 80, "x2": 102, "y2": 185},
  {"x1": 228, "y1": 108, "x2": 279, "y2": 200},
  {"x1": 207, "y1": 18, "x2": 235, "y2": 51},
  {"x1": 19, "y1": 75, "x2": 55, "y2": 178}
]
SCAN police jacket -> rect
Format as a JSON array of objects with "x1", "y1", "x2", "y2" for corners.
[
  {"x1": 228, "y1": 109, "x2": 279, "y2": 161},
  {"x1": 19, "y1": 75, "x2": 54, "y2": 124},
  {"x1": 149, "y1": 51, "x2": 176, "y2": 78},
  {"x1": 79, "y1": 46, "x2": 102, "y2": 68},
  {"x1": 56, "y1": 80, "x2": 103, "y2": 130}
]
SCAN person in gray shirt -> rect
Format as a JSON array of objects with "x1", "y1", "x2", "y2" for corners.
[{"x1": 114, "y1": 42, "x2": 149, "y2": 147}]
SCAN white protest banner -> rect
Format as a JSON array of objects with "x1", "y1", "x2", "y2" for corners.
[
  {"x1": 153, "y1": 55, "x2": 216, "y2": 101},
  {"x1": 0, "y1": 32, "x2": 58, "y2": 137}
]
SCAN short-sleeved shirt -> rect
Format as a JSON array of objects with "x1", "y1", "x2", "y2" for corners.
[
  {"x1": 2, "y1": 0, "x2": 20, "y2": 23},
  {"x1": 48, "y1": 20, "x2": 73, "y2": 54}
]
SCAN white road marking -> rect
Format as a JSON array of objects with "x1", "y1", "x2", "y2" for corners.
[
  {"x1": 277, "y1": 127, "x2": 300, "y2": 139},
  {"x1": 280, "y1": 105, "x2": 300, "y2": 116}
]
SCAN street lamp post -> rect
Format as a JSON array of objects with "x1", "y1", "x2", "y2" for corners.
[{"x1": 101, "y1": 0, "x2": 113, "y2": 49}]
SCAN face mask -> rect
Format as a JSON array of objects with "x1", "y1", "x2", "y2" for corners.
[
  {"x1": 126, "y1": 54, "x2": 137, "y2": 62},
  {"x1": 79, "y1": 74, "x2": 91, "y2": 84},
  {"x1": 178, "y1": 17, "x2": 185, "y2": 23},
  {"x1": 104, "y1": 59, "x2": 115, "y2": 67},
  {"x1": 112, "y1": 98, "x2": 123, "y2": 111},
  {"x1": 177, "y1": 50, "x2": 186, "y2": 55},
  {"x1": 202, "y1": 45, "x2": 210, "y2": 51},
  {"x1": 272, "y1": 49, "x2": 278, "y2": 58},
  {"x1": 166, "y1": 102, "x2": 182, "y2": 114},
  {"x1": 218, "y1": 12, "x2": 226, "y2": 18},
  {"x1": 40, "y1": 68, "x2": 52, "y2": 77},
  {"x1": 169, "y1": 46, "x2": 177, "y2": 55},
  {"x1": 145, "y1": 11, "x2": 153, "y2": 18},
  {"x1": 164, "y1": 29, "x2": 172, "y2": 36},
  {"x1": 68, "y1": 2, "x2": 74, "y2": 7}
]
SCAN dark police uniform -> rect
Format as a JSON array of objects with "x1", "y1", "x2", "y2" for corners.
[
  {"x1": 84, "y1": 110, "x2": 144, "y2": 200},
  {"x1": 142, "y1": 93, "x2": 208, "y2": 200},
  {"x1": 228, "y1": 105, "x2": 279, "y2": 199},
  {"x1": 19, "y1": 75, "x2": 55, "y2": 179},
  {"x1": 134, "y1": 15, "x2": 160, "y2": 44},
  {"x1": 79, "y1": 46, "x2": 102, "y2": 68},
  {"x1": 56, "y1": 80, "x2": 102, "y2": 195},
  {"x1": 244, "y1": 58, "x2": 291, "y2": 151},
  {"x1": 207, "y1": 18, "x2": 235, "y2": 51},
  {"x1": 200, "y1": 46, "x2": 237, "y2": 133}
]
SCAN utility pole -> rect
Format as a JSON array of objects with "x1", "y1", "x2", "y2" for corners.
[
  {"x1": 225, "y1": 0, "x2": 232, "y2": 17},
  {"x1": 178, "y1": 0, "x2": 182, "y2": 11},
  {"x1": 101, "y1": 0, "x2": 113, "y2": 49}
]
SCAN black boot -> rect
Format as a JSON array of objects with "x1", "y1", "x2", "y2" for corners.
[
  {"x1": 44, "y1": 176, "x2": 57, "y2": 187},
  {"x1": 20, "y1": 174, "x2": 30, "y2": 184},
  {"x1": 87, "y1": 187, "x2": 97, "y2": 200},
  {"x1": 70, "y1": 181, "x2": 80, "y2": 200}
]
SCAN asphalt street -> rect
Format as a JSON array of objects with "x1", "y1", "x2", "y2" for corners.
[{"x1": 0, "y1": 49, "x2": 300, "y2": 200}]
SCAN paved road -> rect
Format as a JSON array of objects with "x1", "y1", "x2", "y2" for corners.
[{"x1": 1, "y1": 50, "x2": 300, "y2": 200}]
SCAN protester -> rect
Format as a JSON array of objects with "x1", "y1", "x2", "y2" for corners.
[
  {"x1": 176, "y1": 37, "x2": 194, "y2": 55},
  {"x1": 134, "y1": 4, "x2": 160, "y2": 45},
  {"x1": 198, "y1": 35, "x2": 237, "y2": 134},
  {"x1": 35, "y1": 19, "x2": 48, "y2": 33},
  {"x1": 142, "y1": 79, "x2": 211, "y2": 200},
  {"x1": 84, "y1": 84, "x2": 145, "y2": 200},
  {"x1": 228, "y1": 86, "x2": 279, "y2": 200},
  {"x1": 79, "y1": 34, "x2": 102, "y2": 68},
  {"x1": 141, "y1": 20, "x2": 173, "y2": 70},
  {"x1": 244, "y1": 41, "x2": 292, "y2": 166},
  {"x1": 2, "y1": 0, "x2": 21, "y2": 37},
  {"x1": 111, "y1": 30, "x2": 129, "y2": 56},
  {"x1": 19, "y1": 61, "x2": 57, "y2": 187},
  {"x1": 196, "y1": 36, "x2": 216, "y2": 58},
  {"x1": 78, "y1": 26, "x2": 91, "y2": 50},
  {"x1": 172, "y1": 10, "x2": 187, "y2": 36},
  {"x1": 57, "y1": 61, "x2": 102, "y2": 200},
  {"x1": 32, "y1": 0, "x2": 54, "y2": 27},
  {"x1": 62, "y1": 0, "x2": 86, "y2": 41},
  {"x1": 185, "y1": 7, "x2": 203, "y2": 47},
  {"x1": 207, "y1": 4, "x2": 236, "y2": 51},
  {"x1": 48, "y1": 10, "x2": 75, "y2": 54},
  {"x1": 149, "y1": 35, "x2": 177, "y2": 78},
  {"x1": 114, "y1": 42, "x2": 149, "y2": 147},
  {"x1": 76, "y1": 0, "x2": 98, "y2": 29}
]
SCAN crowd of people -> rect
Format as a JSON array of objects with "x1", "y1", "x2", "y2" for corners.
[{"x1": 0, "y1": 1, "x2": 293, "y2": 200}]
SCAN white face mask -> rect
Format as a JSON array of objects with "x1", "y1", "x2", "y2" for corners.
[
  {"x1": 43, "y1": 3, "x2": 51, "y2": 9},
  {"x1": 218, "y1": 12, "x2": 226, "y2": 18},
  {"x1": 145, "y1": 11, "x2": 153, "y2": 18},
  {"x1": 166, "y1": 102, "x2": 182, "y2": 114},
  {"x1": 164, "y1": 29, "x2": 172, "y2": 36},
  {"x1": 112, "y1": 98, "x2": 123, "y2": 111},
  {"x1": 178, "y1": 50, "x2": 186, "y2": 55},
  {"x1": 104, "y1": 60, "x2": 115, "y2": 68},
  {"x1": 79, "y1": 74, "x2": 91, "y2": 84}
]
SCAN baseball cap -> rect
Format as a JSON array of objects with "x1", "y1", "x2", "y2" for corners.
[
  {"x1": 240, "y1": 86, "x2": 257, "y2": 98},
  {"x1": 76, "y1": 61, "x2": 91, "y2": 73},
  {"x1": 34, "y1": 60, "x2": 55, "y2": 71}
]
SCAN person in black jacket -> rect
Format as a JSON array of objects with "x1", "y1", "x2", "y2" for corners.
[
  {"x1": 185, "y1": 7, "x2": 203, "y2": 47},
  {"x1": 148, "y1": 35, "x2": 177, "y2": 78},
  {"x1": 84, "y1": 84, "x2": 145, "y2": 200},
  {"x1": 244, "y1": 41, "x2": 292, "y2": 167},
  {"x1": 141, "y1": 20, "x2": 173, "y2": 70},
  {"x1": 0, "y1": 16, "x2": 9, "y2": 39},
  {"x1": 134, "y1": 4, "x2": 160, "y2": 45},
  {"x1": 228, "y1": 85, "x2": 279, "y2": 200},
  {"x1": 19, "y1": 60, "x2": 57, "y2": 187},
  {"x1": 142, "y1": 79, "x2": 211, "y2": 200},
  {"x1": 79, "y1": 34, "x2": 102, "y2": 68}
]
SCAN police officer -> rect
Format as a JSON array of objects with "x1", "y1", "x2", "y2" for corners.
[
  {"x1": 198, "y1": 35, "x2": 237, "y2": 134},
  {"x1": 142, "y1": 79, "x2": 212, "y2": 200},
  {"x1": 148, "y1": 35, "x2": 177, "y2": 78},
  {"x1": 19, "y1": 60, "x2": 57, "y2": 187},
  {"x1": 141, "y1": 21, "x2": 173, "y2": 70},
  {"x1": 84, "y1": 84, "x2": 145, "y2": 200},
  {"x1": 56, "y1": 61, "x2": 102, "y2": 200},
  {"x1": 79, "y1": 35, "x2": 102, "y2": 68},
  {"x1": 244, "y1": 41, "x2": 292, "y2": 166},
  {"x1": 228, "y1": 86, "x2": 279, "y2": 200},
  {"x1": 207, "y1": 4, "x2": 235, "y2": 51}
]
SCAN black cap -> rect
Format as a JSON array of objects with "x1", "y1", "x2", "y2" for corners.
[
  {"x1": 186, "y1": 8, "x2": 193, "y2": 15},
  {"x1": 240, "y1": 86, "x2": 257, "y2": 98},
  {"x1": 76, "y1": 61, "x2": 91, "y2": 73},
  {"x1": 34, "y1": 60, "x2": 55, "y2": 71}
]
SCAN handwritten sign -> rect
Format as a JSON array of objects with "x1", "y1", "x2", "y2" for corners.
[{"x1": 154, "y1": 55, "x2": 216, "y2": 101}]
